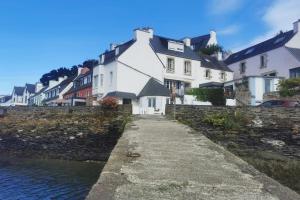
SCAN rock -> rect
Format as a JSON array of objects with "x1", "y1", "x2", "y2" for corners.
[
  {"x1": 261, "y1": 138, "x2": 285, "y2": 148},
  {"x1": 77, "y1": 132, "x2": 83, "y2": 137},
  {"x1": 69, "y1": 136, "x2": 75, "y2": 140},
  {"x1": 252, "y1": 117, "x2": 263, "y2": 128},
  {"x1": 0, "y1": 108, "x2": 7, "y2": 118},
  {"x1": 17, "y1": 130, "x2": 23, "y2": 133}
]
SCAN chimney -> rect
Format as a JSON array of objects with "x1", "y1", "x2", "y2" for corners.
[
  {"x1": 293, "y1": 19, "x2": 300, "y2": 33},
  {"x1": 134, "y1": 27, "x2": 154, "y2": 42},
  {"x1": 77, "y1": 67, "x2": 83, "y2": 76},
  {"x1": 110, "y1": 43, "x2": 118, "y2": 51},
  {"x1": 183, "y1": 38, "x2": 191, "y2": 47},
  {"x1": 115, "y1": 47, "x2": 120, "y2": 56},
  {"x1": 81, "y1": 67, "x2": 90, "y2": 74},
  {"x1": 209, "y1": 30, "x2": 218, "y2": 45},
  {"x1": 49, "y1": 80, "x2": 58, "y2": 87},
  {"x1": 35, "y1": 82, "x2": 43, "y2": 93},
  {"x1": 58, "y1": 77, "x2": 65, "y2": 82},
  {"x1": 100, "y1": 54, "x2": 105, "y2": 64}
]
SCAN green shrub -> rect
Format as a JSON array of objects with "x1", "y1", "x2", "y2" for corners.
[
  {"x1": 203, "y1": 111, "x2": 250, "y2": 130},
  {"x1": 278, "y1": 78, "x2": 300, "y2": 97},
  {"x1": 186, "y1": 88, "x2": 226, "y2": 106}
]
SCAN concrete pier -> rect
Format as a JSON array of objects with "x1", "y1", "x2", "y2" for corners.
[{"x1": 87, "y1": 115, "x2": 300, "y2": 200}]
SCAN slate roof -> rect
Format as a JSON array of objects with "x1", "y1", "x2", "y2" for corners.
[
  {"x1": 150, "y1": 35, "x2": 232, "y2": 72},
  {"x1": 287, "y1": 47, "x2": 300, "y2": 62},
  {"x1": 0, "y1": 95, "x2": 11, "y2": 103},
  {"x1": 31, "y1": 86, "x2": 48, "y2": 98},
  {"x1": 199, "y1": 82, "x2": 224, "y2": 88},
  {"x1": 25, "y1": 83, "x2": 36, "y2": 94},
  {"x1": 138, "y1": 78, "x2": 170, "y2": 97},
  {"x1": 13, "y1": 86, "x2": 25, "y2": 96},
  {"x1": 150, "y1": 35, "x2": 201, "y2": 61},
  {"x1": 100, "y1": 40, "x2": 135, "y2": 65},
  {"x1": 225, "y1": 30, "x2": 296, "y2": 65},
  {"x1": 190, "y1": 34, "x2": 210, "y2": 51},
  {"x1": 105, "y1": 91, "x2": 137, "y2": 99}
]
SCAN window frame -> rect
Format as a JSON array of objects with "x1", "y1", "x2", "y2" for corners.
[
  {"x1": 184, "y1": 60, "x2": 192, "y2": 76},
  {"x1": 166, "y1": 57, "x2": 175, "y2": 73},
  {"x1": 260, "y1": 54, "x2": 267, "y2": 69},
  {"x1": 205, "y1": 69, "x2": 211, "y2": 79},
  {"x1": 240, "y1": 61, "x2": 246, "y2": 74}
]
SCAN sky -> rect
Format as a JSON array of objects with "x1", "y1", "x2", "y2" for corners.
[{"x1": 0, "y1": 0, "x2": 300, "y2": 94}]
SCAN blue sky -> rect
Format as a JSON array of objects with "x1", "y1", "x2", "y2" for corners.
[{"x1": 0, "y1": 0, "x2": 300, "y2": 94}]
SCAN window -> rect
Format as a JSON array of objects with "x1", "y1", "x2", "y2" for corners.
[
  {"x1": 220, "y1": 71, "x2": 225, "y2": 80},
  {"x1": 265, "y1": 79, "x2": 271, "y2": 93},
  {"x1": 240, "y1": 62, "x2": 246, "y2": 74},
  {"x1": 184, "y1": 61, "x2": 191, "y2": 75},
  {"x1": 83, "y1": 77, "x2": 88, "y2": 84},
  {"x1": 148, "y1": 97, "x2": 156, "y2": 108},
  {"x1": 260, "y1": 55, "x2": 267, "y2": 68},
  {"x1": 290, "y1": 67, "x2": 300, "y2": 78},
  {"x1": 167, "y1": 58, "x2": 175, "y2": 73},
  {"x1": 93, "y1": 75, "x2": 99, "y2": 88},
  {"x1": 164, "y1": 80, "x2": 170, "y2": 89},
  {"x1": 123, "y1": 99, "x2": 132, "y2": 105},
  {"x1": 110, "y1": 71, "x2": 113, "y2": 86},
  {"x1": 100, "y1": 74, "x2": 104, "y2": 87},
  {"x1": 205, "y1": 69, "x2": 211, "y2": 79},
  {"x1": 87, "y1": 75, "x2": 92, "y2": 83}
]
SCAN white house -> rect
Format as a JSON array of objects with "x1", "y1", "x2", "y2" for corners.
[
  {"x1": 225, "y1": 20, "x2": 300, "y2": 79},
  {"x1": 43, "y1": 76, "x2": 72, "y2": 106},
  {"x1": 224, "y1": 76, "x2": 283, "y2": 106},
  {"x1": 11, "y1": 86, "x2": 25, "y2": 106},
  {"x1": 0, "y1": 95, "x2": 12, "y2": 107},
  {"x1": 93, "y1": 28, "x2": 233, "y2": 114},
  {"x1": 23, "y1": 83, "x2": 36, "y2": 105},
  {"x1": 28, "y1": 82, "x2": 47, "y2": 106}
]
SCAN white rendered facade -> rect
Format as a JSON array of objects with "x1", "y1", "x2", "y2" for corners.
[
  {"x1": 226, "y1": 20, "x2": 300, "y2": 79},
  {"x1": 93, "y1": 28, "x2": 233, "y2": 114}
]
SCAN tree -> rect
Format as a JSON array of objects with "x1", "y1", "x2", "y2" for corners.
[
  {"x1": 199, "y1": 44, "x2": 223, "y2": 56},
  {"x1": 186, "y1": 88, "x2": 226, "y2": 106},
  {"x1": 82, "y1": 59, "x2": 99, "y2": 69},
  {"x1": 279, "y1": 78, "x2": 300, "y2": 97}
]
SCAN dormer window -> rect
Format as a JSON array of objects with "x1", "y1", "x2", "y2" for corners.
[
  {"x1": 260, "y1": 54, "x2": 267, "y2": 68},
  {"x1": 168, "y1": 41, "x2": 184, "y2": 52},
  {"x1": 240, "y1": 62, "x2": 246, "y2": 74},
  {"x1": 167, "y1": 58, "x2": 175, "y2": 73},
  {"x1": 184, "y1": 61, "x2": 191, "y2": 75}
]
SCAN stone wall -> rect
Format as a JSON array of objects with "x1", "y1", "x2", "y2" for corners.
[
  {"x1": 264, "y1": 91, "x2": 300, "y2": 102},
  {"x1": 0, "y1": 105, "x2": 132, "y2": 161},
  {"x1": 166, "y1": 105, "x2": 300, "y2": 129}
]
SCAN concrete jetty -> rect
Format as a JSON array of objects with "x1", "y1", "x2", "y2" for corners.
[{"x1": 87, "y1": 115, "x2": 299, "y2": 200}]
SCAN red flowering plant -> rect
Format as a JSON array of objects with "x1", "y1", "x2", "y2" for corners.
[{"x1": 99, "y1": 97, "x2": 118, "y2": 110}]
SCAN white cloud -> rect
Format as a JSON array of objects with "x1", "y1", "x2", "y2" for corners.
[
  {"x1": 218, "y1": 25, "x2": 240, "y2": 36},
  {"x1": 234, "y1": 0, "x2": 300, "y2": 51},
  {"x1": 210, "y1": 0, "x2": 242, "y2": 15}
]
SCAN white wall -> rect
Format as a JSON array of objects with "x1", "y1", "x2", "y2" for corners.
[
  {"x1": 116, "y1": 62, "x2": 151, "y2": 94},
  {"x1": 286, "y1": 27, "x2": 300, "y2": 48},
  {"x1": 158, "y1": 53, "x2": 233, "y2": 87},
  {"x1": 139, "y1": 96, "x2": 167, "y2": 115},
  {"x1": 118, "y1": 38, "x2": 164, "y2": 82},
  {"x1": 228, "y1": 47, "x2": 300, "y2": 79}
]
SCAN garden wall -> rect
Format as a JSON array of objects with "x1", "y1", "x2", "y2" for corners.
[{"x1": 166, "y1": 105, "x2": 300, "y2": 130}]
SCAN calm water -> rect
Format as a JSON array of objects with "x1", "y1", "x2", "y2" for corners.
[{"x1": 0, "y1": 158, "x2": 104, "y2": 200}]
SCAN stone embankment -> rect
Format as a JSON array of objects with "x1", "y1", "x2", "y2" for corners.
[{"x1": 0, "y1": 106, "x2": 131, "y2": 161}]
